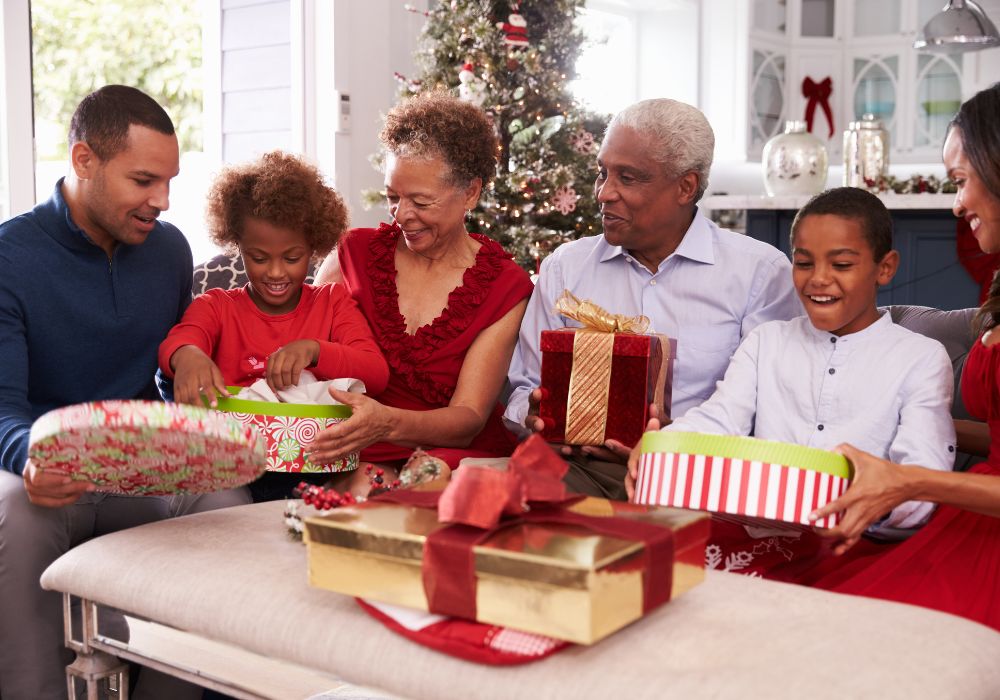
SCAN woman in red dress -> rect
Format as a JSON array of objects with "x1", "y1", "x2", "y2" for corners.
[
  {"x1": 307, "y1": 92, "x2": 533, "y2": 490},
  {"x1": 807, "y1": 82, "x2": 1000, "y2": 631}
]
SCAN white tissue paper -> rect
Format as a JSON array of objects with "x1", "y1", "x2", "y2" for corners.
[{"x1": 235, "y1": 370, "x2": 367, "y2": 405}]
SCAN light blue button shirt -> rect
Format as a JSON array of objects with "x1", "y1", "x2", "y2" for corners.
[
  {"x1": 667, "y1": 312, "x2": 957, "y2": 535},
  {"x1": 504, "y1": 211, "x2": 804, "y2": 432}
]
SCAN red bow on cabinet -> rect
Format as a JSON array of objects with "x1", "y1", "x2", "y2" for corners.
[{"x1": 802, "y1": 76, "x2": 834, "y2": 138}]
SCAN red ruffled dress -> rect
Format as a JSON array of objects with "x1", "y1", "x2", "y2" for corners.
[
  {"x1": 799, "y1": 336, "x2": 1000, "y2": 631},
  {"x1": 338, "y1": 224, "x2": 534, "y2": 468}
]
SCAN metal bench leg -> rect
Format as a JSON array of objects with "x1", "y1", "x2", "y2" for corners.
[{"x1": 63, "y1": 594, "x2": 129, "y2": 699}]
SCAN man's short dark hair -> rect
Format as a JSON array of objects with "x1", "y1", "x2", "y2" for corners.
[
  {"x1": 790, "y1": 187, "x2": 893, "y2": 261},
  {"x1": 68, "y1": 85, "x2": 175, "y2": 161}
]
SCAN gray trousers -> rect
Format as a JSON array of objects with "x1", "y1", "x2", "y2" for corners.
[{"x1": 0, "y1": 470, "x2": 251, "y2": 700}]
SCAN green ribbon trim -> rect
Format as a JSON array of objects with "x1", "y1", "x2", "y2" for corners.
[
  {"x1": 640, "y1": 431, "x2": 851, "y2": 479},
  {"x1": 210, "y1": 387, "x2": 352, "y2": 419}
]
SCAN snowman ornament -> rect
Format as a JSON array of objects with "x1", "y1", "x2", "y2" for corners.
[{"x1": 458, "y1": 62, "x2": 487, "y2": 107}]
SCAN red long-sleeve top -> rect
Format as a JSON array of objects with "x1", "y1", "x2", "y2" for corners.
[{"x1": 158, "y1": 283, "x2": 389, "y2": 392}]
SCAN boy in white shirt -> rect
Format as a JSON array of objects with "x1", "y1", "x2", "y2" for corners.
[{"x1": 627, "y1": 187, "x2": 956, "y2": 542}]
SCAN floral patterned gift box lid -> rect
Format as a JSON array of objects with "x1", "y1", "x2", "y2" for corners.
[{"x1": 28, "y1": 400, "x2": 266, "y2": 495}]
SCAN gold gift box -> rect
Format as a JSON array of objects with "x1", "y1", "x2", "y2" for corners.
[{"x1": 303, "y1": 498, "x2": 708, "y2": 645}]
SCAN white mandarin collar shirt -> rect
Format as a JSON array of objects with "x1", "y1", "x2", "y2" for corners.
[{"x1": 668, "y1": 312, "x2": 957, "y2": 534}]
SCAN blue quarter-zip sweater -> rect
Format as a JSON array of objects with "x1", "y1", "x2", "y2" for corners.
[{"x1": 0, "y1": 180, "x2": 193, "y2": 474}]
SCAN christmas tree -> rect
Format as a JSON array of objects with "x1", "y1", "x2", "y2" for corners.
[{"x1": 377, "y1": 0, "x2": 608, "y2": 271}]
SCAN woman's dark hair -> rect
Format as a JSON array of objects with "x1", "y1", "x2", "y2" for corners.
[
  {"x1": 952, "y1": 83, "x2": 1000, "y2": 332},
  {"x1": 379, "y1": 90, "x2": 498, "y2": 188},
  {"x1": 68, "y1": 85, "x2": 175, "y2": 160}
]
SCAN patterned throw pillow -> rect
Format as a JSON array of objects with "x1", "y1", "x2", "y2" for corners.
[{"x1": 192, "y1": 253, "x2": 317, "y2": 296}]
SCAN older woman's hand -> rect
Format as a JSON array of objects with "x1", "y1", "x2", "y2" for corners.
[
  {"x1": 810, "y1": 443, "x2": 913, "y2": 555},
  {"x1": 304, "y1": 388, "x2": 395, "y2": 464}
]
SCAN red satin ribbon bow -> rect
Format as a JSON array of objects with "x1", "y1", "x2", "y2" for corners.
[
  {"x1": 375, "y1": 435, "x2": 676, "y2": 622},
  {"x1": 802, "y1": 76, "x2": 834, "y2": 138}
]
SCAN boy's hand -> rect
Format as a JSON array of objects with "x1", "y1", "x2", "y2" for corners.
[
  {"x1": 625, "y1": 408, "x2": 664, "y2": 500},
  {"x1": 171, "y1": 345, "x2": 229, "y2": 407},
  {"x1": 267, "y1": 340, "x2": 321, "y2": 392}
]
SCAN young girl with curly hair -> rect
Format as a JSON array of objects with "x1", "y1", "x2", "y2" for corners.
[{"x1": 158, "y1": 151, "x2": 390, "y2": 495}]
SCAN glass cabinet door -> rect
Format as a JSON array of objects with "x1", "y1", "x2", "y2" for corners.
[
  {"x1": 753, "y1": 0, "x2": 788, "y2": 34},
  {"x1": 914, "y1": 53, "x2": 962, "y2": 149},
  {"x1": 853, "y1": 55, "x2": 899, "y2": 128},
  {"x1": 749, "y1": 49, "x2": 786, "y2": 150},
  {"x1": 852, "y1": 0, "x2": 901, "y2": 37},
  {"x1": 801, "y1": 0, "x2": 836, "y2": 37}
]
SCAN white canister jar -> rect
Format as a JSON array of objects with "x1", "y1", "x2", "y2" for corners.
[{"x1": 762, "y1": 120, "x2": 830, "y2": 197}]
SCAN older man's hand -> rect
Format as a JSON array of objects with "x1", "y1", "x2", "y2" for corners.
[{"x1": 525, "y1": 387, "x2": 546, "y2": 433}]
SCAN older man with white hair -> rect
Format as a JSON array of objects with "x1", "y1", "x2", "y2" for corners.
[{"x1": 504, "y1": 98, "x2": 803, "y2": 499}]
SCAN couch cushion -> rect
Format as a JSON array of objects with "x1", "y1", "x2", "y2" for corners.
[{"x1": 41, "y1": 501, "x2": 1000, "y2": 699}]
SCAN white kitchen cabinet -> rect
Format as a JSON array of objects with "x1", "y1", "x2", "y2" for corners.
[{"x1": 746, "y1": 0, "x2": 968, "y2": 163}]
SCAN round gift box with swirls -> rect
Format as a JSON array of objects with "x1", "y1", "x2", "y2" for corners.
[
  {"x1": 633, "y1": 432, "x2": 852, "y2": 528},
  {"x1": 29, "y1": 400, "x2": 266, "y2": 495},
  {"x1": 214, "y1": 388, "x2": 356, "y2": 473}
]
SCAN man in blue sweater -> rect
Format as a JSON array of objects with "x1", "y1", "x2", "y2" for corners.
[{"x1": 0, "y1": 86, "x2": 248, "y2": 699}]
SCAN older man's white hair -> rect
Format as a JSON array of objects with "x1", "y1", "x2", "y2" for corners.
[{"x1": 607, "y1": 98, "x2": 714, "y2": 202}]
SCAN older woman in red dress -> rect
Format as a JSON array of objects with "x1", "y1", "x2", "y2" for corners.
[{"x1": 307, "y1": 92, "x2": 533, "y2": 492}]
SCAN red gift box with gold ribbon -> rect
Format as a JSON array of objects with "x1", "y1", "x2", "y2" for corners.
[
  {"x1": 538, "y1": 292, "x2": 675, "y2": 447},
  {"x1": 303, "y1": 436, "x2": 707, "y2": 644}
]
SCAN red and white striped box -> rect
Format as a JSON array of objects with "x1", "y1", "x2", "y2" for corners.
[{"x1": 633, "y1": 432, "x2": 852, "y2": 529}]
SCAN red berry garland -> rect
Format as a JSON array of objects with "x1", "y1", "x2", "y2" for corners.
[
  {"x1": 365, "y1": 464, "x2": 402, "y2": 492},
  {"x1": 294, "y1": 481, "x2": 358, "y2": 511}
]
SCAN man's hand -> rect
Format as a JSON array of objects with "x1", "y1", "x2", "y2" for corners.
[
  {"x1": 171, "y1": 345, "x2": 230, "y2": 407},
  {"x1": 524, "y1": 387, "x2": 546, "y2": 433},
  {"x1": 23, "y1": 459, "x2": 92, "y2": 508},
  {"x1": 266, "y1": 339, "x2": 321, "y2": 392}
]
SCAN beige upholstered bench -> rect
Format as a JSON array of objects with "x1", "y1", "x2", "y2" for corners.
[{"x1": 41, "y1": 500, "x2": 1000, "y2": 699}]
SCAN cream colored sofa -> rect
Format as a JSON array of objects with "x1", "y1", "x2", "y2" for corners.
[{"x1": 41, "y1": 500, "x2": 1000, "y2": 700}]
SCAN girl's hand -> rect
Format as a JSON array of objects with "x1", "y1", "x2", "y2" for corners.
[
  {"x1": 305, "y1": 388, "x2": 394, "y2": 464},
  {"x1": 266, "y1": 339, "x2": 321, "y2": 392},
  {"x1": 171, "y1": 345, "x2": 229, "y2": 407},
  {"x1": 810, "y1": 443, "x2": 912, "y2": 555}
]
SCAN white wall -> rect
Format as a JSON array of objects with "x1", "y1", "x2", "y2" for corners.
[
  {"x1": 314, "y1": 0, "x2": 427, "y2": 229},
  {"x1": 220, "y1": 0, "x2": 294, "y2": 162}
]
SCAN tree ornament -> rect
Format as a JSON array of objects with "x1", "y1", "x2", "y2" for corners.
[
  {"x1": 570, "y1": 128, "x2": 595, "y2": 155},
  {"x1": 459, "y1": 31, "x2": 475, "y2": 48},
  {"x1": 497, "y1": 2, "x2": 530, "y2": 48},
  {"x1": 458, "y1": 62, "x2": 487, "y2": 107},
  {"x1": 550, "y1": 184, "x2": 578, "y2": 215}
]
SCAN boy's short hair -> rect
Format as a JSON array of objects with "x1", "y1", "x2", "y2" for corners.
[
  {"x1": 205, "y1": 150, "x2": 349, "y2": 258},
  {"x1": 790, "y1": 187, "x2": 892, "y2": 261},
  {"x1": 68, "y1": 85, "x2": 175, "y2": 161}
]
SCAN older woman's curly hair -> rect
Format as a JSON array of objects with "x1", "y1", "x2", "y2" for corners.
[
  {"x1": 205, "y1": 151, "x2": 349, "y2": 258},
  {"x1": 379, "y1": 91, "x2": 498, "y2": 188}
]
